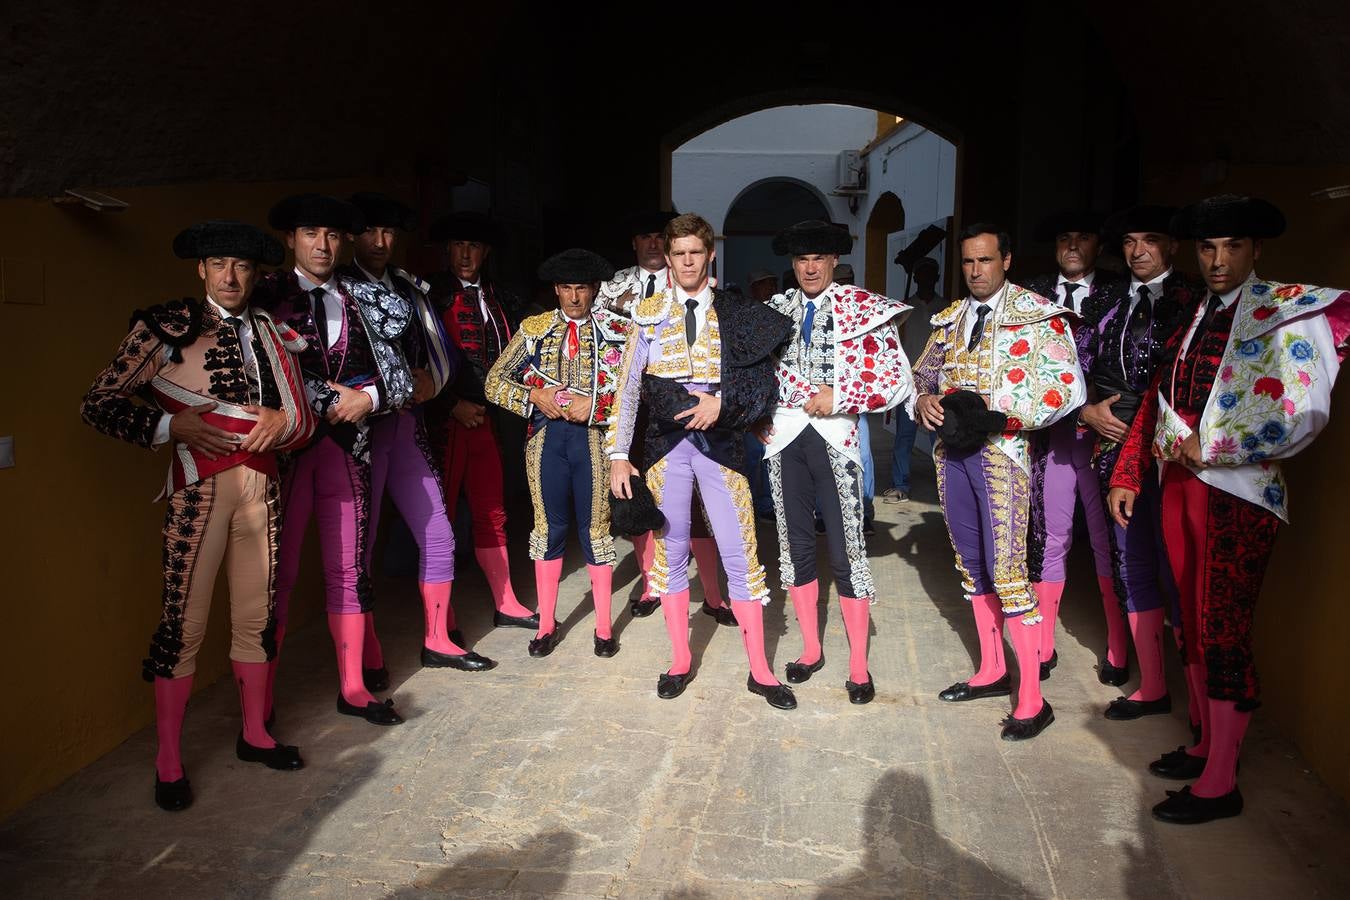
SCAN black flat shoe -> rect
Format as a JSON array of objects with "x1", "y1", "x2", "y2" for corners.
[
  {"x1": 747, "y1": 674, "x2": 797, "y2": 710},
  {"x1": 421, "y1": 646, "x2": 496, "y2": 671},
  {"x1": 528, "y1": 631, "x2": 559, "y2": 658},
  {"x1": 1149, "y1": 746, "x2": 1208, "y2": 780},
  {"x1": 785, "y1": 656, "x2": 825, "y2": 684},
  {"x1": 1000, "y1": 701, "x2": 1055, "y2": 741},
  {"x1": 630, "y1": 598, "x2": 660, "y2": 618},
  {"x1": 593, "y1": 632, "x2": 618, "y2": 657},
  {"x1": 846, "y1": 677, "x2": 875, "y2": 705},
  {"x1": 154, "y1": 771, "x2": 192, "y2": 812},
  {"x1": 1039, "y1": 650, "x2": 1058, "y2": 681},
  {"x1": 363, "y1": 665, "x2": 390, "y2": 692},
  {"x1": 1152, "y1": 785, "x2": 1243, "y2": 824},
  {"x1": 494, "y1": 610, "x2": 541, "y2": 629},
  {"x1": 1097, "y1": 657, "x2": 1129, "y2": 686},
  {"x1": 701, "y1": 602, "x2": 736, "y2": 626},
  {"x1": 657, "y1": 672, "x2": 689, "y2": 699},
  {"x1": 1104, "y1": 694, "x2": 1172, "y2": 720},
  {"x1": 449, "y1": 629, "x2": 466, "y2": 648},
  {"x1": 938, "y1": 674, "x2": 1011, "y2": 702},
  {"x1": 336, "y1": 694, "x2": 404, "y2": 725},
  {"x1": 235, "y1": 733, "x2": 304, "y2": 770}
]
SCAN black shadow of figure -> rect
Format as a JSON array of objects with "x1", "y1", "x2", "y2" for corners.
[{"x1": 391, "y1": 828, "x2": 580, "y2": 898}]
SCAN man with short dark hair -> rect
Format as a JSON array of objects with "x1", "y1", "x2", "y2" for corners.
[
  {"x1": 256, "y1": 193, "x2": 410, "y2": 727},
  {"x1": 1083, "y1": 206, "x2": 1200, "y2": 719},
  {"x1": 1023, "y1": 211, "x2": 1122, "y2": 682},
  {"x1": 81, "y1": 220, "x2": 315, "y2": 810},
  {"x1": 913, "y1": 223, "x2": 1084, "y2": 740},
  {"x1": 341, "y1": 193, "x2": 495, "y2": 676},
  {"x1": 608, "y1": 213, "x2": 796, "y2": 708},
  {"x1": 1108, "y1": 195, "x2": 1350, "y2": 823},
  {"x1": 746, "y1": 269, "x2": 778, "y2": 304},
  {"x1": 487, "y1": 248, "x2": 632, "y2": 658},
  {"x1": 763, "y1": 221, "x2": 913, "y2": 704},
  {"x1": 426, "y1": 211, "x2": 538, "y2": 630}
]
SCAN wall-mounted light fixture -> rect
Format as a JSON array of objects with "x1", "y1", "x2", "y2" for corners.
[
  {"x1": 1311, "y1": 185, "x2": 1350, "y2": 201},
  {"x1": 52, "y1": 189, "x2": 129, "y2": 212}
]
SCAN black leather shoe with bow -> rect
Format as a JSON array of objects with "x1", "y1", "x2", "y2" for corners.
[
  {"x1": 938, "y1": 674, "x2": 1011, "y2": 702},
  {"x1": 846, "y1": 677, "x2": 875, "y2": 705},
  {"x1": 657, "y1": 672, "x2": 689, "y2": 699},
  {"x1": 701, "y1": 601, "x2": 737, "y2": 626},
  {"x1": 1097, "y1": 657, "x2": 1129, "y2": 687},
  {"x1": 154, "y1": 771, "x2": 193, "y2": 812},
  {"x1": 235, "y1": 733, "x2": 304, "y2": 770},
  {"x1": 421, "y1": 647, "x2": 496, "y2": 671},
  {"x1": 593, "y1": 632, "x2": 619, "y2": 657},
  {"x1": 363, "y1": 665, "x2": 390, "y2": 692},
  {"x1": 1104, "y1": 694, "x2": 1171, "y2": 720},
  {"x1": 494, "y1": 611, "x2": 541, "y2": 630},
  {"x1": 1039, "y1": 650, "x2": 1058, "y2": 681},
  {"x1": 785, "y1": 656, "x2": 825, "y2": 684},
  {"x1": 1000, "y1": 701, "x2": 1055, "y2": 741},
  {"x1": 630, "y1": 598, "x2": 660, "y2": 618},
  {"x1": 528, "y1": 631, "x2": 560, "y2": 658},
  {"x1": 747, "y1": 674, "x2": 797, "y2": 710},
  {"x1": 1152, "y1": 785, "x2": 1243, "y2": 824},
  {"x1": 1149, "y1": 746, "x2": 1208, "y2": 780},
  {"x1": 337, "y1": 694, "x2": 404, "y2": 725}
]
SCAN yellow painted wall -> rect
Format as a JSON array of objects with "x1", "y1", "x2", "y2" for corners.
[
  {"x1": 0, "y1": 177, "x2": 416, "y2": 818},
  {"x1": 1144, "y1": 164, "x2": 1350, "y2": 801}
]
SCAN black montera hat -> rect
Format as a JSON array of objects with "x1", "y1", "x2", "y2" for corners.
[
  {"x1": 1033, "y1": 209, "x2": 1106, "y2": 242},
  {"x1": 538, "y1": 248, "x2": 616, "y2": 283},
  {"x1": 172, "y1": 220, "x2": 284, "y2": 265},
  {"x1": 349, "y1": 192, "x2": 416, "y2": 230},
  {"x1": 428, "y1": 210, "x2": 506, "y2": 245},
  {"x1": 772, "y1": 220, "x2": 853, "y2": 256},
  {"x1": 1170, "y1": 195, "x2": 1286, "y2": 240},
  {"x1": 267, "y1": 193, "x2": 365, "y2": 232},
  {"x1": 1102, "y1": 205, "x2": 1179, "y2": 241}
]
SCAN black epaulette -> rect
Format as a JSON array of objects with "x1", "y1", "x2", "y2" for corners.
[{"x1": 127, "y1": 298, "x2": 205, "y2": 363}]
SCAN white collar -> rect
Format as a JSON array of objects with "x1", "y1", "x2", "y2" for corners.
[
  {"x1": 1130, "y1": 267, "x2": 1172, "y2": 294},
  {"x1": 206, "y1": 297, "x2": 248, "y2": 321},
  {"x1": 356, "y1": 262, "x2": 392, "y2": 286},
  {"x1": 1057, "y1": 270, "x2": 1095, "y2": 290},
  {"x1": 1215, "y1": 283, "x2": 1244, "y2": 308},
  {"x1": 295, "y1": 268, "x2": 337, "y2": 294},
  {"x1": 966, "y1": 281, "x2": 1009, "y2": 310},
  {"x1": 801, "y1": 282, "x2": 837, "y2": 306},
  {"x1": 674, "y1": 282, "x2": 712, "y2": 306},
  {"x1": 561, "y1": 311, "x2": 589, "y2": 324}
]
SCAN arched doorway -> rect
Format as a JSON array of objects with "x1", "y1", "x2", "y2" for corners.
[
  {"x1": 722, "y1": 178, "x2": 832, "y2": 293},
  {"x1": 864, "y1": 191, "x2": 904, "y2": 293}
]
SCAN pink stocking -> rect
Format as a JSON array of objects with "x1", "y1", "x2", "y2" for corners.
[
  {"x1": 154, "y1": 675, "x2": 193, "y2": 782},
  {"x1": 534, "y1": 558, "x2": 564, "y2": 638},
  {"x1": 661, "y1": 589, "x2": 692, "y2": 675},
  {"x1": 1033, "y1": 581, "x2": 1064, "y2": 661},
  {"x1": 731, "y1": 599, "x2": 778, "y2": 686},
  {"x1": 474, "y1": 545, "x2": 533, "y2": 618},
  {"x1": 1193, "y1": 699, "x2": 1251, "y2": 798},
  {"x1": 362, "y1": 612, "x2": 384, "y2": 669},
  {"x1": 1186, "y1": 663, "x2": 1212, "y2": 756},
  {"x1": 788, "y1": 580, "x2": 821, "y2": 666},
  {"x1": 264, "y1": 623, "x2": 286, "y2": 721},
  {"x1": 1127, "y1": 608, "x2": 1167, "y2": 702},
  {"x1": 1007, "y1": 617, "x2": 1045, "y2": 719},
  {"x1": 421, "y1": 581, "x2": 464, "y2": 655},
  {"x1": 328, "y1": 612, "x2": 376, "y2": 707},
  {"x1": 1097, "y1": 575, "x2": 1129, "y2": 668},
  {"x1": 839, "y1": 596, "x2": 871, "y2": 684},
  {"x1": 233, "y1": 661, "x2": 275, "y2": 749},
  {"x1": 633, "y1": 532, "x2": 656, "y2": 599},
  {"x1": 690, "y1": 537, "x2": 725, "y2": 608},
  {"x1": 969, "y1": 593, "x2": 1007, "y2": 686},
  {"x1": 588, "y1": 564, "x2": 614, "y2": 640}
]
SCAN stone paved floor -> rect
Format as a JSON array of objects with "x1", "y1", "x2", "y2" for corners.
[{"x1": 4, "y1": 445, "x2": 1350, "y2": 898}]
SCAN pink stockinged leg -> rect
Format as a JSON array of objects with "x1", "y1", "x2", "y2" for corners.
[
  {"x1": 362, "y1": 612, "x2": 384, "y2": 669},
  {"x1": 421, "y1": 581, "x2": 465, "y2": 655},
  {"x1": 1187, "y1": 663, "x2": 1212, "y2": 756},
  {"x1": 1127, "y1": 608, "x2": 1167, "y2": 702},
  {"x1": 1034, "y1": 580, "x2": 1065, "y2": 661},
  {"x1": 328, "y1": 612, "x2": 376, "y2": 707},
  {"x1": 534, "y1": 558, "x2": 564, "y2": 638},
  {"x1": 969, "y1": 593, "x2": 1007, "y2": 686},
  {"x1": 588, "y1": 564, "x2": 614, "y2": 640},
  {"x1": 1192, "y1": 700, "x2": 1250, "y2": 798},
  {"x1": 690, "y1": 537, "x2": 724, "y2": 608},
  {"x1": 632, "y1": 531, "x2": 655, "y2": 599},
  {"x1": 1007, "y1": 618, "x2": 1045, "y2": 720},
  {"x1": 661, "y1": 589, "x2": 693, "y2": 675},
  {"x1": 1098, "y1": 574, "x2": 1129, "y2": 668},
  {"x1": 264, "y1": 622, "x2": 286, "y2": 722},
  {"x1": 789, "y1": 580, "x2": 821, "y2": 666},
  {"x1": 154, "y1": 675, "x2": 193, "y2": 782},
  {"x1": 731, "y1": 599, "x2": 779, "y2": 686},
  {"x1": 839, "y1": 596, "x2": 871, "y2": 684},
  {"x1": 475, "y1": 545, "x2": 533, "y2": 618},
  {"x1": 233, "y1": 661, "x2": 276, "y2": 749}
]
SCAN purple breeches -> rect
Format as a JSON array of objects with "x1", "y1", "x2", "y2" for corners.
[
  {"x1": 645, "y1": 438, "x2": 768, "y2": 602},
  {"x1": 1098, "y1": 445, "x2": 1176, "y2": 615},
  {"x1": 367, "y1": 410, "x2": 454, "y2": 583},
  {"x1": 1038, "y1": 419, "x2": 1112, "y2": 582},
  {"x1": 275, "y1": 435, "x2": 373, "y2": 621}
]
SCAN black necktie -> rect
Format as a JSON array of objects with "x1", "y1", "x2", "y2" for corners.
[
  {"x1": 1062, "y1": 282, "x2": 1079, "y2": 310},
  {"x1": 1188, "y1": 294, "x2": 1224, "y2": 354},
  {"x1": 1128, "y1": 286, "x2": 1151, "y2": 343},
  {"x1": 644, "y1": 273, "x2": 656, "y2": 298},
  {"x1": 685, "y1": 297, "x2": 699, "y2": 347},
  {"x1": 224, "y1": 315, "x2": 246, "y2": 349},
  {"x1": 967, "y1": 303, "x2": 992, "y2": 352},
  {"x1": 310, "y1": 287, "x2": 329, "y2": 349}
]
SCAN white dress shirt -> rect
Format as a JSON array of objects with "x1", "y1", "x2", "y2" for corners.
[
  {"x1": 673, "y1": 281, "x2": 713, "y2": 342},
  {"x1": 1055, "y1": 270, "x2": 1095, "y2": 314},
  {"x1": 296, "y1": 267, "x2": 381, "y2": 410},
  {"x1": 152, "y1": 297, "x2": 258, "y2": 447},
  {"x1": 1126, "y1": 267, "x2": 1172, "y2": 321},
  {"x1": 960, "y1": 281, "x2": 1009, "y2": 350},
  {"x1": 638, "y1": 266, "x2": 669, "y2": 298}
]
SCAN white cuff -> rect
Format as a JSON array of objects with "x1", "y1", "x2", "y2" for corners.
[
  {"x1": 361, "y1": 385, "x2": 381, "y2": 410},
  {"x1": 609, "y1": 453, "x2": 629, "y2": 462},
  {"x1": 152, "y1": 413, "x2": 173, "y2": 448}
]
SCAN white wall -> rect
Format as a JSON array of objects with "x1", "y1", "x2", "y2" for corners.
[{"x1": 671, "y1": 105, "x2": 956, "y2": 296}]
